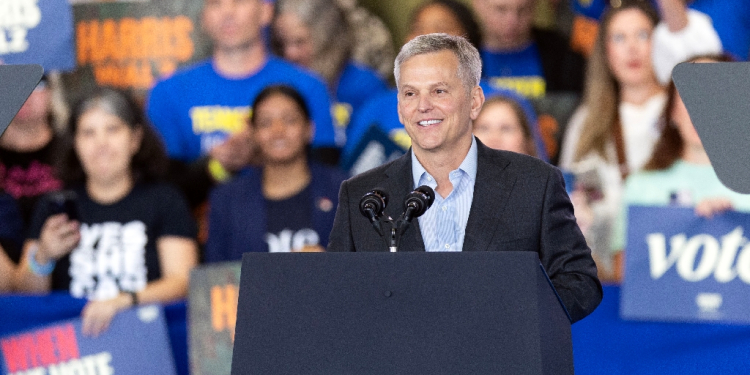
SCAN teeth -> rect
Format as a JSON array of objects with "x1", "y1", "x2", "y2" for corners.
[{"x1": 418, "y1": 119, "x2": 441, "y2": 126}]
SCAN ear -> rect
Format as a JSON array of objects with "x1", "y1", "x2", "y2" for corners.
[
  {"x1": 259, "y1": 0, "x2": 274, "y2": 29},
  {"x1": 307, "y1": 121, "x2": 315, "y2": 144},
  {"x1": 469, "y1": 86, "x2": 485, "y2": 120},
  {"x1": 130, "y1": 125, "x2": 144, "y2": 155}
]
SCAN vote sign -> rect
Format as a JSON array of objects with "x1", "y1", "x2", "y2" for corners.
[
  {"x1": 0, "y1": 305, "x2": 176, "y2": 375},
  {"x1": 622, "y1": 206, "x2": 750, "y2": 323}
]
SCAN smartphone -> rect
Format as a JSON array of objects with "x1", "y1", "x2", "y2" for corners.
[
  {"x1": 47, "y1": 191, "x2": 80, "y2": 221},
  {"x1": 571, "y1": 163, "x2": 604, "y2": 202}
]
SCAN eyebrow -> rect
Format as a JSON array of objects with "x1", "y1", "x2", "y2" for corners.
[{"x1": 399, "y1": 81, "x2": 451, "y2": 91}]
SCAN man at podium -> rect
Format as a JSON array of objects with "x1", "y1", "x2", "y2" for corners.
[{"x1": 328, "y1": 33, "x2": 602, "y2": 323}]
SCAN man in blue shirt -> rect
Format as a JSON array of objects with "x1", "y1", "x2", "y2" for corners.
[
  {"x1": 472, "y1": 0, "x2": 585, "y2": 98},
  {"x1": 328, "y1": 33, "x2": 601, "y2": 323},
  {"x1": 147, "y1": 0, "x2": 337, "y2": 178}
]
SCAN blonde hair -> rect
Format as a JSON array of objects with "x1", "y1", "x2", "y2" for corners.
[{"x1": 573, "y1": 2, "x2": 659, "y2": 162}]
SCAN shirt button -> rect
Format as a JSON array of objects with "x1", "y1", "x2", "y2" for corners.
[
  {"x1": 444, "y1": 244, "x2": 450, "y2": 249},
  {"x1": 442, "y1": 206, "x2": 447, "y2": 211}
]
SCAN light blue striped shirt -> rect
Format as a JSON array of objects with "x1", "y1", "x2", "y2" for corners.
[{"x1": 411, "y1": 137, "x2": 477, "y2": 252}]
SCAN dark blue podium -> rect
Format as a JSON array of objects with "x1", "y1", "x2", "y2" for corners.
[{"x1": 231, "y1": 252, "x2": 572, "y2": 375}]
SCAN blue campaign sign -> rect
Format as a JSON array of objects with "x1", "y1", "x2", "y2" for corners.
[
  {"x1": 622, "y1": 205, "x2": 750, "y2": 323},
  {"x1": 0, "y1": 305, "x2": 176, "y2": 375},
  {"x1": 0, "y1": 0, "x2": 75, "y2": 71},
  {"x1": 341, "y1": 124, "x2": 407, "y2": 177}
]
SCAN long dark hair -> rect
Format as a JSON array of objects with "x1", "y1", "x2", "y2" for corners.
[
  {"x1": 60, "y1": 88, "x2": 168, "y2": 185},
  {"x1": 250, "y1": 85, "x2": 313, "y2": 164},
  {"x1": 250, "y1": 85, "x2": 312, "y2": 125},
  {"x1": 644, "y1": 54, "x2": 735, "y2": 171}
]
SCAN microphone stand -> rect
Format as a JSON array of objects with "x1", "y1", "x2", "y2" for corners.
[
  {"x1": 382, "y1": 216, "x2": 412, "y2": 253},
  {"x1": 364, "y1": 186, "x2": 434, "y2": 252}
]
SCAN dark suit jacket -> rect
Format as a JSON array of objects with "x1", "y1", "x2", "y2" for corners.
[
  {"x1": 328, "y1": 139, "x2": 602, "y2": 323},
  {"x1": 205, "y1": 162, "x2": 346, "y2": 262}
]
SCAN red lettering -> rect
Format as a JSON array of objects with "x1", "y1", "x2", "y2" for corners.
[
  {"x1": 53, "y1": 324, "x2": 80, "y2": 362},
  {"x1": 35, "y1": 329, "x2": 57, "y2": 366},
  {"x1": 1, "y1": 333, "x2": 33, "y2": 372}
]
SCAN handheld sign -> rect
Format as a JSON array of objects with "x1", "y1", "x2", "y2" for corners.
[
  {"x1": 0, "y1": 305, "x2": 176, "y2": 375},
  {"x1": 188, "y1": 262, "x2": 242, "y2": 375},
  {"x1": 0, "y1": 0, "x2": 75, "y2": 71},
  {"x1": 622, "y1": 206, "x2": 750, "y2": 323},
  {"x1": 341, "y1": 125, "x2": 406, "y2": 176}
]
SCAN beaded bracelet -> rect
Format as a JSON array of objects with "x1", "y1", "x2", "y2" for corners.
[{"x1": 28, "y1": 244, "x2": 56, "y2": 276}]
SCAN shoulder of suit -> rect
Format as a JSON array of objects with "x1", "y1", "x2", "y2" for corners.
[
  {"x1": 344, "y1": 156, "x2": 404, "y2": 187},
  {"x1": 483, "y1": 146, "x2": 556, "y2": 175}
]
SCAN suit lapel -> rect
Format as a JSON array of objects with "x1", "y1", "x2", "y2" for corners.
[
  {"x1": 463, "y1": 141, "x2": 515, "y2": 252},
  {"x1": 381, "y1": 149, "x2": 426, "y2": 252}
]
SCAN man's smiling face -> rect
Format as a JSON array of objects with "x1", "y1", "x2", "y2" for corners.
[{"x1": 397, "y1": 49, "x2": 482, "y2": 157}]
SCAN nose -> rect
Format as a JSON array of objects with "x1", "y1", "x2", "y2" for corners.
[
  {"x1": 269, "y1": 118, "x2": 288, "y2": 135},
  {"x1": 417, "y1": 94, "x2": 433, "y2": 113}
]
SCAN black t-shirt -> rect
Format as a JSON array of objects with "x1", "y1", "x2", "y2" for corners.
[
  {"x1": 28, "y1": 183, "x2": 197, "y2": 299},
  {"x1": 0, "y1": 136, "x2": 64, "y2": 228},
  {"x1": 264, "y1": 185, "x2": 319, "y2": 252},
  {"x1": 0, "y1": 192, "x2": 23, "y2": 262}
]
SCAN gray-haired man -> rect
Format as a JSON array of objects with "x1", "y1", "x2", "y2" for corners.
[{"x1": 328, "y1": 33, "x2": 601, "y2": 323}]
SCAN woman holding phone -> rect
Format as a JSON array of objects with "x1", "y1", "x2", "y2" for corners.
[{"x1": 14, "y1": 88, "x2": 198, "y2": 336}]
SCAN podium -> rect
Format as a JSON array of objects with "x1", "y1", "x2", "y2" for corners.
[
  {"x1": 0, "y1": 64, "x2": 44, "y2": 137},
  {"x1": 231, "y1": 252, "x2": 573, "y2": 375}
]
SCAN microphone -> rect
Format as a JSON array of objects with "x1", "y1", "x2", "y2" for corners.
[
  {"x1": 402, "y1": 185, "x2": 435, "y2": 223},
  {"x1": 359, "y1": 189, "x2": 388, "y2": 236}
]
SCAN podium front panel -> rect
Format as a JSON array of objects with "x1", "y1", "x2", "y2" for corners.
[{"x1": 232, "y1": 252, "x2": 572, "y2": 375}]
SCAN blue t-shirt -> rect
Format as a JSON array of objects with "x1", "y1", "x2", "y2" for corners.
[
  {"x1": 480, "y1": 44, "x2": 546, "y2": 99},
  {"x1": 146, "y1": 57, "x2": 337, "y2": 162},
  {"x1": 342, "y1": 83, "x2": 548, "y2": 166},
  {"x1": 573, "y1": 0, "x2": 749, "y2": 61},
  {"x1": 332, "y1": 61, "x2": 389, "y2": 145}
]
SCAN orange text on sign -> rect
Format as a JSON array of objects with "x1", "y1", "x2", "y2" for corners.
[{"x1": 76, "y1": 16, "x2": 195, "y2": 89}]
